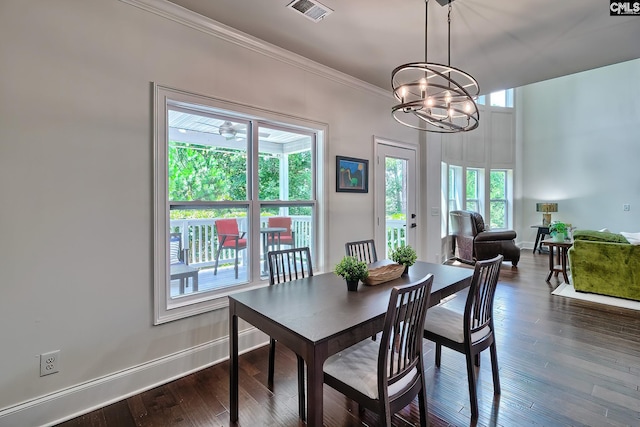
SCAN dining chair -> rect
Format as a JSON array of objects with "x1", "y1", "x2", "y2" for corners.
[
  {"x1": 267, "y1": 216, "x2": 296, "y2": 248},
  {"x1": 423, "y1": 254, "x2": 503, "y2": 419},
  {"x1": 266, "y1": 247, "x2": 313, "y2": 420},
  {"x1": 323, "y1": 274, "x2": 434, "y2": 427},
  {"x1": 345, "y1": 239, "x2": 378, "y2": 263},
  {"x1": 345, "y1": 239, "x2": 380, "y2": 340},
  {"x1": 213, "y1": 218, "x2": 247, "y2": 279}
]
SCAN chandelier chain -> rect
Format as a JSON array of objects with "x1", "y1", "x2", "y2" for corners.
[{"x1": 448, "y1": 1, "x2": 451, "y2": 67}]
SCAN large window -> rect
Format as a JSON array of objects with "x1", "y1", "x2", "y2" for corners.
[
  {"x1": 442, "y1": 88, "x2": 515, "y2": 238},
  {"x1": 155, "y1": 85, "x2": 320, "y2": 323},
  {"x1": 445, "y1": 166, "x2": 512, "y2": 231}
]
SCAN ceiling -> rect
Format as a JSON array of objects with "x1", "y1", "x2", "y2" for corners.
[{"x1": 166, "y1": 0, "x2": 640, "y2": 95}]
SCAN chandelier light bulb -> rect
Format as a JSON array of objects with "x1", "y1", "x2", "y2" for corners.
[{"x1": 419, "y1": 78, "x2": 427, "y2": 97}]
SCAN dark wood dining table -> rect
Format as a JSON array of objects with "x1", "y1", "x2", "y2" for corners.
[{"x1": 228, "y1": 260, "x2": 474, "y2": 427}]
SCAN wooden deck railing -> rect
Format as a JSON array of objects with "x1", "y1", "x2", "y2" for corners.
[{"x1": 170, "y1": 217, "x2": 406, "y2": 268}]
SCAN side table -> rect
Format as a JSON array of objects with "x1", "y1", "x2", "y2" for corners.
[
  {"x1": 531, "y1": 225, "x2": 550, "y2": 254},
  {"x1": 541, "y1": 238, "x2": 573, "y2": 283}
]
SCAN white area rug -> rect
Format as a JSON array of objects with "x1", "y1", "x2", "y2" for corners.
[{"x1": 552, "y1": 283, "x2": 640, "y2": 311}]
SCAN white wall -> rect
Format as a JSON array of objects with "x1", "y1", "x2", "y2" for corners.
[
  {"x1": 0, "y1": 0, "x2": 433, "y2": 425},
  {"x1": 516, "y1": 59, "x2": 640, "y2": 246}
]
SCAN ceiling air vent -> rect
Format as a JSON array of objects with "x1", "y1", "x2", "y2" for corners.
[{"x1": 287, "y1": 0, "x2": 333, "y2": 23}]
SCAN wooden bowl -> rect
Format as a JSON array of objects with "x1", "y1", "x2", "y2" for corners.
[{"x1": 364, "y1": 262, "x2": 405, "y2": 286}]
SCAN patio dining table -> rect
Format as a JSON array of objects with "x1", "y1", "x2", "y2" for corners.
[
  {"x1": 259, "y1": 226, "x2": 286, "y2": 273},
  {"x1": 228, "y1": 260, "x2": 474, "y2": 426}
]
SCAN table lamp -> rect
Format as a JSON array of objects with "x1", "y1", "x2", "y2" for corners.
[{"x1": 536, "y1": 203, "x2": 558, "y2": 227}]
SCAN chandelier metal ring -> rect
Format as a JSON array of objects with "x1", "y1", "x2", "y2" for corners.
[{"x1": 392, "y1": 62, "x2": 479, "y2": 132}]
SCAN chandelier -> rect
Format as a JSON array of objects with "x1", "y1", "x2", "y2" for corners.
[{"x1": 392, "y1": 0, "x2": 479, "y2": 133}]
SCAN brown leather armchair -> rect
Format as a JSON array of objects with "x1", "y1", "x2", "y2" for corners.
[{"x1": 449, "y1": 210, "x2": 520, "y2": 266}]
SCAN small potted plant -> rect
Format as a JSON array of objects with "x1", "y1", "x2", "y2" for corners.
[
  {"x1": 390, "y1": 245, "x2": 417, "y2": 275},
  {"x1": 335, "y1": 256, "x2": 369, "y2": 291},
  {"x1": 549, "y1": 221, "x2": 568, "y2": 242}
]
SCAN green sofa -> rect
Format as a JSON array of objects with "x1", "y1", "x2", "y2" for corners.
[{"x1": 568, "y1": 230, "x2": 640, "y2": 301}]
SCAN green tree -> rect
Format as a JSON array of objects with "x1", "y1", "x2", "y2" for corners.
[
  {"x1": 168, "y1": 143, "x2": 313, "y2": 218},
  {"x1": 385, "y1": 158, "x2": 405, "y2": 219},
  {"x1": 169, "y1": 143, "x2": 247, "y2": 202}
]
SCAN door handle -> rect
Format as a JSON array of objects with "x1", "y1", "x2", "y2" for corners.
[{"x1": 410, "y1": 223, "x2": 417, "y2": 228}]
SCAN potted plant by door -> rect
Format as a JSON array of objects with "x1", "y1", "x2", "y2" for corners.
[
  {"x1": 335, "y1": 256, "x2": 369, "y2": 291},
  {"x1": 390, "y1": 245, "x2": 417, "y2": 275}
]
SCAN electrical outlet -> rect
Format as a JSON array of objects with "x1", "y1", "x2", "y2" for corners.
[
  {"x1": 623, "y1": 204, "x2": 631, "y2": 212},
  {"x1": 40, "y1": 350, "x2": 60, "y2": 376}
]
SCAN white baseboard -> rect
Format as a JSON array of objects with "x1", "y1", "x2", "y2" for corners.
[{"x1": 0, "y1": 328, "x2": 268, "y2": 427}]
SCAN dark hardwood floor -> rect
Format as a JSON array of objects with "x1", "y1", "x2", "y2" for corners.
[{"x1": 57, "y1": 250, "x2": 640, "y2": 427}]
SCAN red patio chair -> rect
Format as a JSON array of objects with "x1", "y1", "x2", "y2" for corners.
[
  {"x1": 214, "y1": 218, "x2": 247, "y2": 279},
  {"x1": 267, "y1": 216, "x2": 295, "y2": 248}
]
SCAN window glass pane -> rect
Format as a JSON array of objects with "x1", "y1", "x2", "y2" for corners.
[
  {"x1": 466, "y1": 201, "x2": 478, "y2": 212},
  {"x1": 168, "y1": 110, "x2": 248, "y2": 202},
  {"x1": 490, "y1": 170, "x2": 506, "y2": 199},
  {"x1": 489, "y1": 202, "x2": 506, "y2": 229},
  {"x1": 489, "y1": 170, "x2": 509, "y2": 229},
  {"x1": 441, "y1": 162, "x2": 448, "y2": 238},
  {"x1": 169, "y1": 207, "x2": 249, "y2": 298},
  {"x1": 466, "y1": 169, "x2": 477, "y2": 198},
  {"x1": 490, "y1": 90, "x2": 506, "y2": 107},
  {"x1": 449, "y1": 165, "x2": 462, "y2": 211},
  {"x1": 506, "y1": 89, "x2": 514, "y2": 107},
  {"x1": 488, "y1": 89, "x2": 514, "y2": 108},
  {"x1": 448, "y1": 168, "x2": 455, "y2": 199},
  {"x1": 385, "y1": 157, "x2": 408, "y2": 257},
  {"x1": 477, "y1": 95, "x2": 485, "y2": 105},
  {"x1": 258, "y1": 127, "x2": 313, "y2": 201}
]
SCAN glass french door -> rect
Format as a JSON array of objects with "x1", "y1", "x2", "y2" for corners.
[{"x1": 374, "y1": 140, "x2": 418, "y2": 259}]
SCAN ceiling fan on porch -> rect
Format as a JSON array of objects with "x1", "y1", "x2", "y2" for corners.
[{"x1": 195, "y1": 121, "x2": 270, "y2": 140}]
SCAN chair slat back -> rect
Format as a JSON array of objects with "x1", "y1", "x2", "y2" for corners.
[
  {"x1": 169, "y1": 232, "x2": 183, "y2": 264},
  {"x1": 465, "y1": 255, "x2": 503, "y2": 341},
  {"x1": 345, "y1": 239, "x2": 378, "y2": 263},
  {"x1": 267, "y1": 247, "x2": 313, "y2": 286},
  {"x1": 379, "y1": 274, "x2": 434, "y2": 395}
]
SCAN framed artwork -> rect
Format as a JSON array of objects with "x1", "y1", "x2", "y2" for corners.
[{"x1": 336, "y1": 156, "x2": 368, "y2": 193}]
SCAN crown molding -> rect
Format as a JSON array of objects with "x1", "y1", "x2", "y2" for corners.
[{"x1": 119, "y1": 0, "x2": 390, "y2": 98}]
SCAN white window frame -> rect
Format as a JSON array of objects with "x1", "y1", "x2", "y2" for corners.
[{"x1": 154, "y1": 84, "x2": 324, "y2": 324}]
